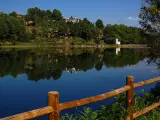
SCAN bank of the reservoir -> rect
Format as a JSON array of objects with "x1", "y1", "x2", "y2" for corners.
[{"x1": 0, "y1": 43, "x2": 147, "y2": 48}]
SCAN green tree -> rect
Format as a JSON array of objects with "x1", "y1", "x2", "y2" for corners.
[
  {"x1": 95, "y1": 19, "x2": 104, "y2": 29},
  {"x1": 139, "y1": 0, "x2": 160, "y2": 34},
  {"x1": 46, "y1": 10, "x2": 52, "y2": 20},
  {"x1": 139, "y1": 0, "x2": 160, "y2": 71},
  {"x1": 58, "y1": 20, "x2": 69, "y2": 37},
  {"x1": 70, "y1": 18, "x2": 100, "y2": 40},
  {"x1": 25, "y1": 7, "x2": 40, "y2": 21},
  {"x1": 0, "y1": 14, "x2": 25, "y2": 41},
  {"x1": 52, "y1": 9, "x2": 63, "y2": 21},
  {"x1": 103, "y1": 24, "x2": 147, "y2": 44},
  {"x1": 9, "y1": 11, "x2": 17, "y2": 17}
]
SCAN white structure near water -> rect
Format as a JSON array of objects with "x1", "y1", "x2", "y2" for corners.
[
  {"x1": 116, "y1": 48, "x2": 121, "y2": 55},
  {"x1": 115, "y1": 38, "x2": 121, "y2": 45}
]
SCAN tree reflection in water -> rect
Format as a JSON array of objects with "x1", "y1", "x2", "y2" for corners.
[{"x1": 0, "y1": 48, "x2": 149, "y2": 81}]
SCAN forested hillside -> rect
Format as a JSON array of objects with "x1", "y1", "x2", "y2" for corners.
[{"x1": 0, "y1": 7, "x2": 149, "y2": 44}]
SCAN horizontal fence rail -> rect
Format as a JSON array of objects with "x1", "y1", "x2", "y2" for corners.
[
  {"x1": 134, "y1": 77, "x2": 160, "y2": 88},
  {"x1": 0, "y1": 106, "x2": 53, "y2": 120},
  {"x1": 133, "y1": 102, "x2": 160, "y2": 119},
  {"x1": 60, "y1": 85, "x2": 131, "y2": 110},
  {"x1": 0, "y1": 76, "x2": 160, "y2": 120}
]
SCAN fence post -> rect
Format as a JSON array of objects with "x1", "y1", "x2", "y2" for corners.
[
  {"x1": 126, "y1": 76, "x2": 134, "y2": 120},
  {"x1": 48, "y1": 91, "x2": 60, "y2": 120}
]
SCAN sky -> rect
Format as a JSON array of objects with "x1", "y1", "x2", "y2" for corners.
[{"x1": 0, "y1": 0, "x2": 142, "y2": 27}]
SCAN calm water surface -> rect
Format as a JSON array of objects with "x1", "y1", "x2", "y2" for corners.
[{"x1": 0, "y1": 48, "x2": 159, "y2": 119}]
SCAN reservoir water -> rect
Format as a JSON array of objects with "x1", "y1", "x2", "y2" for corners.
[{"x1": 0, "y1": 48, "x2": 159, "y2": 119}]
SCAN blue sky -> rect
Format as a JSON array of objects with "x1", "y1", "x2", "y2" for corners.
[{"x1": 0, "y1": 0, "x2": 142, "y2": 27}]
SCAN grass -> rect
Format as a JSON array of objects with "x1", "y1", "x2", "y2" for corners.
[
  {"x1": 0, "y1": 37, "x2": 148, "y2": 48},
  {"x1": 61, "y1": 90, "x2": 160, "y2": 120},
  {"x1": 0, "y1": 36, "x2": 148, "y2": 49},
  {"x1": 0, "y1": 42, "x2": 147, "y2": 49}
]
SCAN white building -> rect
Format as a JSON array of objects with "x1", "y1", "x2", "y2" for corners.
[
  {"x1": 65, "y1": 16, "x2": 80, "y2": 23},
  {"x1": 115, "y1": 38, "x2": 121, "y2": 45}
]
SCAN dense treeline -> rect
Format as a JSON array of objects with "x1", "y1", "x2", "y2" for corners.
[
  {"x1": 0, "y1": 14, "x2": 25, "y2": 41},
  {"x1": 103, "y1": 24, "x2": 147, "y2": 44},
  {"x1": 0, "y1": 7, "x2": 148, "y2": 44},
  {"x1": 0, "y1": 48, "x2": 146, "y2": 81}
]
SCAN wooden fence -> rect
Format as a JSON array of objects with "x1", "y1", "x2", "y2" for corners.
[{"x1": 0, "y1": 76, "x2": 160, "y2": 120}]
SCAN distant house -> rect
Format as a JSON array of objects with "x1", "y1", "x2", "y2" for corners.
[
  {"x1": 16, "y1": 13, "x2": 23, "y2": 18},
  {"x1": 25, "y1": 21, "x2": 35, "y2": 26},
  {"x1": 65, "y1": 16, "x2": 81, "y2": 23}
]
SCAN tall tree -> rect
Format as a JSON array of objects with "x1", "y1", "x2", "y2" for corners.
[
  {"x1": 46, "y1": 10, "x2": 52, "y2": 20},
  {"x1": 139, "y1": 0, "x2": 160, "y2": 72},
  {"x1": 9, "y1": 11, "x2": 17, "y2": 17},
  {"x1": 25, "y1": 7, "x2": 41, "y2": 22},
  {"x1": 139, "y1": 0, "x2": 160, "y2": 34},
  {"x1": 52, "y1": 9, "x2": 63, "y2": 21},
  {"x1": 95, "y1": 19, "x2": 104, "y2": 29},
  {"x1": 0, "y1": 14, "x2": 25, "y2": 41}
]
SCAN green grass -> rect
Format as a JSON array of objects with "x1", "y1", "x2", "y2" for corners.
[{"x1": 0, "y1": 38, "x2": 147, "y2": 48}]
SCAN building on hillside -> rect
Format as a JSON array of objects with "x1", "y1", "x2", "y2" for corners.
[
  {"x1": 25, "y1": 21, "x2": 35, "y2": 26},
  {"x1": 65, "y1": 16, "x2": 81, "y2": 23},
  {"x1": 16, "y1": 13, "x2": 23, "y2": 18}
]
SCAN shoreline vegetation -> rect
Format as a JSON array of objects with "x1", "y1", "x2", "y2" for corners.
[
  {"x1": 0, "y1": 39, "x2": 148, "y2": 48},
  {"x1": 0, "y1": 7, "x2": 151, "y2": 48},
  {"x1": 0, "y1": 44, "x2": 147, "y2": 48}
]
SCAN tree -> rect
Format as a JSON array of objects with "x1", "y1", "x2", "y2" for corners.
[
  {"x1": 0, "y1": 15, "x2": 8, "y2": 40},
  {"x1": 139, "y1": 0, "x2": 160, "y2": 34},
  {"x1": 95, "y1": 19, "x2": 104, "y2": 29},
  {"x1": 0, "y1": 14, "x2": 25, "y2": 41},
  {"x1": 57, "y1": 20, "x2": 69, "y2": 37},
  {"x1": 46, "y1": 10, "x2": 52, "y2": 20},
  {"x1": 70, "y1": 18, "x2": 100, "y2": 40},
  {"x1": 52, "y1": 9, "x2": 63, "y2": 21},
  {"x1": 9, "y1": 11, "x2": 17, "y2": 17},
  {"x1": 139, "y1": 0, "x2": 160, "y2": 68},
  {"x1": 25, "y1": 7, "x2": 41, "y2": 22},
  {"x1": 103, "y1": 24, "x2": 147, "y2": 44}
]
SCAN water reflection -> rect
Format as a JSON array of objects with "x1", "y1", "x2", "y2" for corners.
[
  {"x1": 0, "y1": 48, "x2": 147, "y2": 81},
  {"x1": 0, "y1": 48, "x2": 159, "y2": 119}
]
